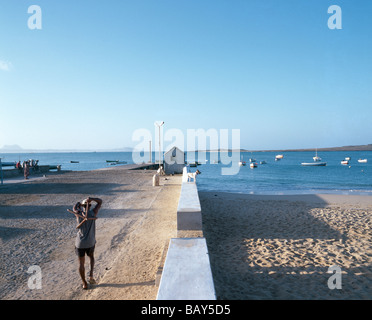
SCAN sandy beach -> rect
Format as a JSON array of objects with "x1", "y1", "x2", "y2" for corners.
[
  {"x1": 200, "y1": 192, "x2": 372, "y2": 300},
  {"x1": 2, "y1": 165, "x2": 371, "y2": 301},
  {"x1": 0, "y1": 166, "x2": 181, "y2": 300}
]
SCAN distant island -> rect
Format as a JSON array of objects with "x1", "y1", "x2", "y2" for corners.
[
  {"x1": 1, "y1": 143, "x2": 372, "y2": 153},
  {"x1": 240, "y1": 144, "x2": 372, "y2": 152},
  {"x1": 205, "y1": 144, "x2": 372, "y2": 153},
  {"x1": 245, "y1": 144, "x2": 372, "y2": 153},
  {"x1": 0, "y1": 144, "x2": 134, "y2": 153}
]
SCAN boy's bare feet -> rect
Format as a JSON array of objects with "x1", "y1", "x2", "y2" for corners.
[{"x1": 89, "y1": 277, "x2": 96, "y2": 284}]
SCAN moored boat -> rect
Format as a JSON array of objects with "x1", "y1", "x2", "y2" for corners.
[
  {"x1": 301, "y1": 162, "x2": 327, "y2": 166},
  {"x1": 341, "y1": 160, "x2": 349, "y2": 165},
  {"x1": 250, "y1": 162, "x2": 257, "y2": 168},
  {"x1": 110, "y1": 161, "x2": 127, "y2": 165},
  {"x1": 358, "y1": 159, "x2": 367, "y2": 163}
]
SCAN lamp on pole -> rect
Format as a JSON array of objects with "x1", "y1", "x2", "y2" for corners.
[
  {"x1": 154, "y1": 121, "x2": 164, "y2": 168},
  {"x1": 0, "y1": 158, "x2": 3, "y2": 185}
]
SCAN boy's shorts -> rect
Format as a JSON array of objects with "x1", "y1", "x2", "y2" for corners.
[{"x1": 75, "y1": 245, "x2": 95, "y2": 257}]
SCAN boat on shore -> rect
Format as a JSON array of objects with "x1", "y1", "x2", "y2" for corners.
[
  {"x1": 0, "y1": 161, "x2": 16, "y2": 167},
  {"x1": 109, "y1": 161, "x2": 127, "y2": 165}
]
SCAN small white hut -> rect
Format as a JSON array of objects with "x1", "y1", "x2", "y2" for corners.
[{"x1": 164, "y1": 147, "x2": 185, "y2": 174}]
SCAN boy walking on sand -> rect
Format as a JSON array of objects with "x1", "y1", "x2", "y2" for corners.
[{"x1": 73, "y1": 197, "x2": 102, "y2": 290}]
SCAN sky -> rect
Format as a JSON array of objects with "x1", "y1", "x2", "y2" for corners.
[{"x1": 0, "y1": 0, "x2": 371, "y2": 151}]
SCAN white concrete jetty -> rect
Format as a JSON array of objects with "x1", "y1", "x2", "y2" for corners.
[{"x1": 156, "y1": 238, "x2": 216, "y2": 300}]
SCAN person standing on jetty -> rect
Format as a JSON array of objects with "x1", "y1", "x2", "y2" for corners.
[
  {"x1": 73, "y1": 197, "x2": 103, "y2": 290},
  {"x1": 23, "y1": 161, "x2": 29, "y2": 180}
]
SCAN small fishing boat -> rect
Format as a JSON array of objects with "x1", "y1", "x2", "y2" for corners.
[
  {"x1": 341, "y1": 160, "x2": 349, "y2": 165},
  {"x1": 260, "y1": 160, "x2": 267, "y2": 164},
  {"x1": 345, "y1": 157, "x2": 351, "y2": 161},
  {"x1": 250, "y1": 162, "x2": 257, "y2": 168},
  {"x1": 106, "y1": 160, "x2": 119, "y2": 163},
  {"x1": 358, "y1": 159, "x2": 367, "y2": 163},
  {"x1": 301, "y1": 162, "x2": 327, "y2": 166},
  {"x1": 239, "y1": 161, "x2": 246, "y2": 166},
  {"x1": 275, "y1": 155, "x2": 284, "y2": 160},
  {"x1": 70, "y1": 161, "x2": 79, "y2": 163},
  {"x1": 188, "y1": 162, "x2": 198, "y2": 167}
]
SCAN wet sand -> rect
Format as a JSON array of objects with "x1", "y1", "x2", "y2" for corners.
[
  {"x1": 0, "y1": 166, "x2": 181, "y2": 300},
  {"x1": 200, "y1": 192, "x2": 372, "y2": 300}
]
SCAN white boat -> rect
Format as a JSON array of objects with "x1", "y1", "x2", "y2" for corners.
[
  {"x1": 345, "y1": 157, "x2": 351, "y2": 161},
  {"x1": 358, "y1": 159, "x2": 367, "y2": 163},
  {"x1": 341, "y1": 160, "x2": 349, "y2": 165},
  {"x1": 250, "y1": 162, "x2": 257, "y2": 168},
  {"x1": 275, "y1": 155, "x2": 284, "y2": 160},
  {"x1": 313, "y1": 149, "x2": 322, "y2": 162},
  {"x1": 239, "y1": 161, "x2": 246, "y2": 166},
  {"x1": 301, "y1": 162, "x2": 327, "y2": 166}
]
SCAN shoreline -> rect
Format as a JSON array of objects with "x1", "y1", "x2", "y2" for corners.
[
  {"x1": 199, "y1": 191, "x2": 372, "y2": 299},
  {"x1": 199, "y1": 191, "x2": 372, "y2": 206},
  {"x1": 198, "y1": 188, "x2": 372, "y2": 197}
]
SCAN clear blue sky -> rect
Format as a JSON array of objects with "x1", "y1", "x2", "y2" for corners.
[{"x1": 0, "y1": 0, "x2": 371, "y2": 151}]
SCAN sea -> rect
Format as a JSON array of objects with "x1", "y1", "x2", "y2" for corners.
[{"x1": 1, "y1": 151, "x2": 372, "y2": 196}]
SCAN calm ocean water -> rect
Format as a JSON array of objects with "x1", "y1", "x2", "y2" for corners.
[{"x1": 1, "y1": 151, "x2": 371, "y2": 195}]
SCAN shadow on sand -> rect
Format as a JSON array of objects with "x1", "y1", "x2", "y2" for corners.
[{"x1": 200, "y1": 192, "x2": 369, "y2": 300}]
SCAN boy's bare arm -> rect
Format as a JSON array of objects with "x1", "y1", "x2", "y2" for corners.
[{"x1": 88, "y1": 197, "x2": 103, "y2": 216}]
